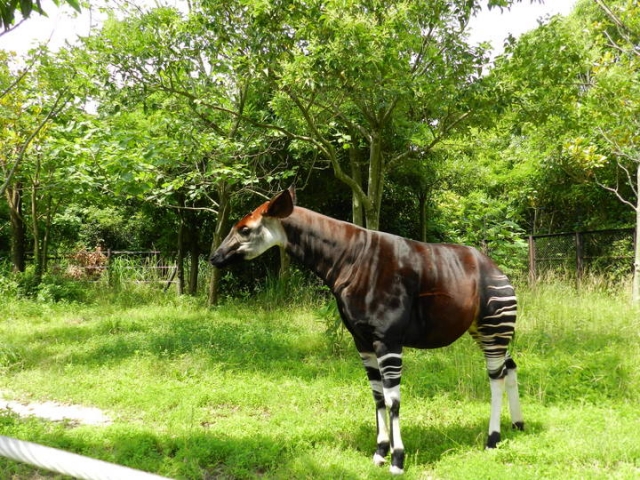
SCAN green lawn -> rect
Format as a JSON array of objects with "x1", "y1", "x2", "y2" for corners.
[{"x1": 0, "y1": 282, "x2": 638, "y2": 479}]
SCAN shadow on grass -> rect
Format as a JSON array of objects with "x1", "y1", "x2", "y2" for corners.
[
  {"x1": 4, "y1": 301, "x2": 637, "y2": 410},
  {"x1": 0, "y1": 419, "x2": 369, "y2": 480},
  {"x1": 4, "y1": 310, "x2": 346, "y2": 382},
  {"x1": 0, "y1": 412, "x2": 541, "y2": 480},
  {"x1": 350, "y1": 415, "x2": 540, "y2": 469}
]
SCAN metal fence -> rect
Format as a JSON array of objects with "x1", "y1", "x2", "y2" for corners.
[
  {"x1": 54, "y1": 249, "x2": 177, "y2": 286},
  {"x1": 528, "y1": 228, "x2": 636, "y2": 282}
]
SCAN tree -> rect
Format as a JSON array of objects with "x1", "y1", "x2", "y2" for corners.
[
  {"x1": 82, "y1": 3, "x2": 295, "y2": 302},
  {"x1": 0, "y1": 47, "x2": 76, "y2": 274},
  {"x1": 263, "y1": 0, "x2": 500, "y2": 230},
  {"x1": 480, "y1": 0, "x2": 639, "y2": 298},
  {"x1": 567, "y1": 0, "x2": 640, "y2": 302}
]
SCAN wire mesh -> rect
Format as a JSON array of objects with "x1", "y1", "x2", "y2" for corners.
[{"x1": 531, "y1": 228, "x2": 635, "y2": 280}]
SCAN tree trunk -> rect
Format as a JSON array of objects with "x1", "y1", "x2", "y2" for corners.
[
  {"x1": 41, "y1": 196, "x2": 56, "y2": 274},
  {"x1": 632, "y1": 162, "x2": 640, "y2": 304},
  {"x1": 279, "y1": 246, "x2": 290, "y2": 281},
  {"x1": 31, "y1": 180, "x2": 43, "y2": 284},
  {"x1": 208, "y1": 183, "x2": 231, "y2": 307},
  {"x1": 365, "y1": 133, "x2": 384, "y2": 231},
  {"x1": 188, "y1": 218, "x2": 200, "y2": 295},
  {"x1": 176, "y1": 213, "x2": 185, "y2": 295},
  {"x1": 349, "y1": 147, "x2": 365, "y2": 227},
  {"x1": 6, "y1": 184, "x2": 26, "y2": 272},
  {"x1": 418, "y1": 191, "x2": 428, "y2": 243}
]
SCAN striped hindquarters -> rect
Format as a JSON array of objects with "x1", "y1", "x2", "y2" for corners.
[{"x1": 475, "y1": 274, "x2": 517, "y2": 378}]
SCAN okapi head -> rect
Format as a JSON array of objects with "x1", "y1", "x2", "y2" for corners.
[{"x1": 210, "y1": 187, "x2": 296, "y2": 268}]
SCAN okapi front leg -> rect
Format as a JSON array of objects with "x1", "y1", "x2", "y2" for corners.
[
  {"x1": 359, "y1": 352, "x2": 390, "y2": 466},
  {"x1": 375, "y1": 345, "x2": 405, "y2": 475}
]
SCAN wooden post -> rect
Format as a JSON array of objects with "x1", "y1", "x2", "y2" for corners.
[
  {"x1": 107, "y1": 249, "x2": 112, "y2": 287},
  {"x1": 528, "y1": 235, "x2": 536, "y2": 286},
  {"x1": 575, "y1": 232, "x2": 584, "y2": 286}
]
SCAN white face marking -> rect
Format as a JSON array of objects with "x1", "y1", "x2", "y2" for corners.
[{"x1": 235, "y1": 217, "x2": 287, "y2": 260}]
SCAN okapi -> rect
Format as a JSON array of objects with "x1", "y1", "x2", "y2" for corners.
[{"x1": 210, "y1": 187, "x2": 524, "y2": 475}]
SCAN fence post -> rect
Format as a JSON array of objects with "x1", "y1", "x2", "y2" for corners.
[
  {"x1": 575, "y1": 232, "x2": 584, "y2": 285},
  {"x1": 107, "y1": 249, "x2": 112, "y2": 287},
  {"x1": 528, "y1": 235, "x2": 536, "y2": 285}
]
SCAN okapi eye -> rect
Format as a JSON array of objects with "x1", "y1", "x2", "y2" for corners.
[{"x1": 239, "y1": 226, "x2": 251, "y2": 236}]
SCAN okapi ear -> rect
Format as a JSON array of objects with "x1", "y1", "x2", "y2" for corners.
[
  {"x1": 288, "y1": 185, "x2": 297, "y2": 205},
  {"x1": 265, "y1": 189, "x2": 294, "y2": 218}
]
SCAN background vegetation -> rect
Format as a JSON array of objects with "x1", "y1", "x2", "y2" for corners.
[{"x1": 1, "y1": 0, "x2": 638, "y2": 302}]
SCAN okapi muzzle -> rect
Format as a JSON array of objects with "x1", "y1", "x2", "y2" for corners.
[
  {"x1": 210, "y1": 189, "x2": 294, "y2": 269},
  {"x1": 209, "y1": 240, "x2": 244, "y2": 268},
  {"x1": 209, "y1": 187, "x2": 524, "y2": 475}
]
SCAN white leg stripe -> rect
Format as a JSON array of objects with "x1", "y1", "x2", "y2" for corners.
[
  {"x1": 493, "y1": 305, "x2": 517, "y2": 314},
  {"x1": 487, "y1": 284, "x2": 514, "y2": 290},
  {"x1": 377, "y1": 353, "x2": 402, "y2": 364},
  {"x1": 484, "y1": 311, "x2": 517, "y2": 319},
  {"x1": 487, "y1": 296, "x2": 517, "y2": 304},
  {"x1": 360, "y1": 353, "x2": 379, "y2": 369},
  {"x1": 376, "y1": 407, "x2": 390, "y2": 444},
  {"x1": 505, "y1": 369, "x2": 524, "y2": 425}
]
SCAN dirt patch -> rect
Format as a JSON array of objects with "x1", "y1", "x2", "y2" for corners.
[{"x1": 0, "y1": 393, "x2": 112, "y2": 426}]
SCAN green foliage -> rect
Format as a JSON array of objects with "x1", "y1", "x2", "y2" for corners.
[
  {"x1": 2, "y1": 0, "x2": 639, "y2": 301},
  {"x1": 315, "y1": 298, "x2": 352, "y2": 355},
  {"x1": 1, "y1": 268, "x2": 89, "y2": 302},
  {"x1": 441, "y1": 191, "x2": 528, "y2": 274}
]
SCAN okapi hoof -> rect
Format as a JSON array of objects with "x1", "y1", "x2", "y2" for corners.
[
  {"x1": 512, "y1": 421, "x2": 525, "y2": 431},
  {"x1": 373, "y1": 441, "x2": 389, "y2": 467},
  {"x1": 486, "y1": 431, "x2": 501, "y2": 449},
  {"x1": 373, "y1": 453, "x2": 386, "y2": 466},
  {"x1": 390, "y1": 450, "x2": 405, "y2": 475},
  {"x1": 390, "y1": 465, "x2": 405, "y2": 475}
]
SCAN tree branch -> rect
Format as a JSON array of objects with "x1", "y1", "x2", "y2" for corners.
[
  {"x1": 0, "y1": 88, "x2": 70, "y2": 197},
  {"x1": 594, "y1": 0, "x2": 637, "y2": 53},
  {"x1": 0, "y1": 18, "x2": 27, "y2": 37},
  {"x1": 285, "y1": 90, "x2": 371, "y2": 211},
  {"x1": 595, "y1": 174, "x2": 637, "y2": 211}
]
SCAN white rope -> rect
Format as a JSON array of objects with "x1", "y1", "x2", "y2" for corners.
[{"x1": 0, "y1": 435, "x2": 173, "y2": 480}]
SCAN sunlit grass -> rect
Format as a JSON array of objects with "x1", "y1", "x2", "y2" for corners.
[{"x1": 0, "y1": 281, "x2": 638, "y2": 479}]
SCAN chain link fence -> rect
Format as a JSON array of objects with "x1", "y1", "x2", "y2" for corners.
[{"x1": 529, "y1": 228, "x2": 636, "y2": 282}]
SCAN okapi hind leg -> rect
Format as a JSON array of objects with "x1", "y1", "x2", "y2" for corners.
[
  {"x1": 477, "y1": 273, "x2": 519, "y2": 448},
  {"x1": 486, "y1": 354, "x2": 524, "y2": 448},
  {"x1": 487, "y1": 374, "x2": 505, "y2": 448},
  {"x1": 505, "y1": 355, "x2": 524, "y2": 431}
]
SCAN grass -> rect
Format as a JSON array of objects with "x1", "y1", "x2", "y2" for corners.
[{"x1": 0, "y1": 279, "x2": 638, "y2": 479}]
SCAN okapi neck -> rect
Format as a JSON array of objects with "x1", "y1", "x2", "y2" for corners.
[{"x1": 281, "y1": 207, "x2": 363, "y2": 288}]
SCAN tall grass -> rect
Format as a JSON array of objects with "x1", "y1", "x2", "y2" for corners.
[{"x1": 0, "y1": 278, "x2": 638, "y2": 479}]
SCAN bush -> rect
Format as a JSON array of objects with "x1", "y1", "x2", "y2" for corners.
[
  {"x1": 34, "y1": 274, "x2": 89, "y2": 303},
  {"x1": 0, "y1": 268, "x2": 90, "y2": 303}
]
